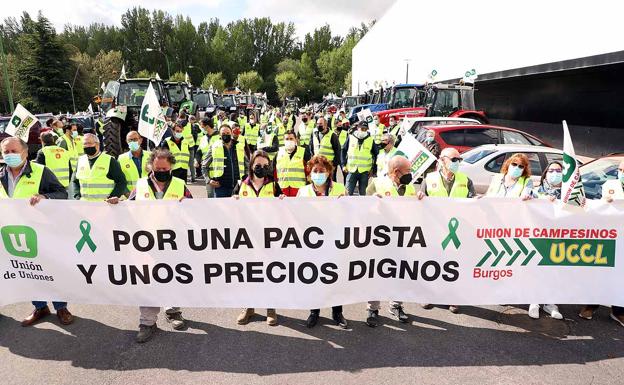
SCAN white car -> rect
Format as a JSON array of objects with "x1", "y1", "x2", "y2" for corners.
[{"x1": 459, "y1": 144, "x2": 586, "y2": 194}]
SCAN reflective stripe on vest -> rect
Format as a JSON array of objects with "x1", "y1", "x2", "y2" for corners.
[
  {"x1": 118, "y1": 150, "x2": 151, "y2": 191},
  {"x1": 63, "y1": 135, "x2": 79, "y2": 171},
  {"x1": 347, "y1": 135, "x2": 374, "y2": 173},
  {"x1": 277, "y1": 124, "x2": 286, "y2": 147},
  {"x1": 182, "y1": 123, "x2": 196, "y2": 147},
  {"x1": 210, "y1": 141, "x2": 245, "y2": 179},
  {"x1": 239, "y1": 181, "x2": 275, "y2": 198},
  {"x1": 166, "y1": 139, "x2": 190, "y2": 170},
  {"x1": 0, "y1": 162, "x2": 44, "y2": 199},
  {"x1": 245, "y1": 124, "x2": 259, "y2": 146},
  {"x1": 297, "y1": 182, "x2": 346, "y2": 197},
  {"x1": 135, "y1": 176, "x2": 185, "y2": 200},
  {"x1": 42, "y1": 145, "x2": 70, "y2": 187},
  {"x1": 373, "y1": 177, "x2": 416, "y2": 197},
  {"x1": 75, "y1": 153, "x2": 115, "y2": 201},
  {"x1": 426, "y1": 172, "x2": 470, "y2": 197},
  {"x1": 276, "y1": 146, "x2": 306, "y2": 188},
  {"x1": 312, "y1": 132, "x2": 334, "y2": 161}
]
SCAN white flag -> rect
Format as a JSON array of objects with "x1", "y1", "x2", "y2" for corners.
[
  {"x1": 138, "y1": 83, "x2": 167, "y2": 144},
  {"x1": 155, "y1": 73, "x2": 161, "y2": 80},
  {"x1": 120, "y1": 64, "x2": 127, "y2": 79},
  {"x1": 561, "y1": 120, "x2": 586, "y2": 207},
  {"x1": 5, "y1": 103, "x2": 37, "y2": 141},
  {"x1": 185, "y1": 72, "x2": 190, "y2": 84},
  {"x1": 356, "y1": 108, "x2": 376, "y2": 132},
  {"x1": 87, "y1": 103, "x2": 94, "y2": 114},
  {"x1": 100, "y1": 82, "x2": 106, "y2": 92}
]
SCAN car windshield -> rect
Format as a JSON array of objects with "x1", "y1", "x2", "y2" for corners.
[
  {"x1": 346, "y1": 97, "x2": 358, "y2": 107},
  {"x1": 392, "y1": 87, "x2": 419, "y2": 109},
  {"x1": 581, "y1": 157, "x2": 622, "y2": 200},
  {"x1": 167, "y1": 85, "x2": 186, "y2": 103},
  {"x1": 194, "y1": 93, "x2": 212, "y2": 107},
  {"x1": 117, "y1": 82, "x2": 149, "y2": 106},
  {"x1": 223, "y1": 96, "x2": 235, "y2": 108},
  {"x1": 462, "y1": 148, "x2": 497, "y2": 164}
]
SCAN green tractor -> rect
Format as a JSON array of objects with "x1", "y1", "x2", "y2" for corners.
[{"x1": 165, "y1": 81, "x2": 196, "y2": 117}]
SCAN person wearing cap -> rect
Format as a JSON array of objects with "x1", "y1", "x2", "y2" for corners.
[
  {"x1": 343, "y1": 120, "x2": 378, "y2": 196},
  {"x1": 417, "y1": 147, "x2": 475, "y2": 314}
]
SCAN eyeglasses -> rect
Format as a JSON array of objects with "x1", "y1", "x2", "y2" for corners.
[{"x1": 511, "y1": 162, "x2": 525, "y2": 169}]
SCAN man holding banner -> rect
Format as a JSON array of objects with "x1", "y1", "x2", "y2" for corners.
[
  {"x1": 0, "y1": 137, "x2": 74, "y2": 326},
  {"x1": 418, "y1": 147, "x2": 475, "y2": 314}
]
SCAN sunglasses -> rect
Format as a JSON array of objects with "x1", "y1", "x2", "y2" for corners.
[{"x1": 511, "y1": 162, "x2": 525, "y2": 169}]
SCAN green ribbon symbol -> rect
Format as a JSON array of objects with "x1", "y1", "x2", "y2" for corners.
[
  {"x1": 75, "y1": 220, "x2": 97, "y2": 253},
  {"x1": 441, "y1": 217, "x2": 461, "y2": 250}
]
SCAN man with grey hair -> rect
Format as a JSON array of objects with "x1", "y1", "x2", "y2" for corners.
[
  {"x1": 1, "y1": 137, "x2": 73, "y2": 326},
  {"x1": 72, "y1": 133, "x2": 127, "y2": 202},
  {"x1": 376, "y1": 133, "x2": 398, "y2": 178}
]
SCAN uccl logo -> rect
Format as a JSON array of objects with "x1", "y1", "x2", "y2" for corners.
[{"x1": 1, "y1": 225, "x2": 38, "y2": 258}]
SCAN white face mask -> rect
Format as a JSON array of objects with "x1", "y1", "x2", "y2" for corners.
[{"x1": 284, "y1": 140, "x2": 296, "y2": 152}]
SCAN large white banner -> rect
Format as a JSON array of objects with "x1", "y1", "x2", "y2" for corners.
[{"x1": 1, "y1": 198, "x2": 623, "y2": 308}]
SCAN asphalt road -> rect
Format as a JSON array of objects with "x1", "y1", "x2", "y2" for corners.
[{"x1": 1, "y1": 182, "x2": 623, "y2": 385}]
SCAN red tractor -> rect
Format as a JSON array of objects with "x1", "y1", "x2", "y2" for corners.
[{"x1": 375, "y1": 83, "x2": 488, "y2": 126}]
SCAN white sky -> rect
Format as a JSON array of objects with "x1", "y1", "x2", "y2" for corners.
[
  {"x1": 352, "y1": 0, "x2": 624, "y2": 93},
  {"x1": 3, "y1": 0, "x2": 396, "y2": 38}
]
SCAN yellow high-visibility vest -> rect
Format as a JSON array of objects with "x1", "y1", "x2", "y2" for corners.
[
  {"x1": 297, "y1": 181, "x2": 346, "y2": 197},
  {"x1": 373, "y1": 177, "x2": 416, "y2": 196},
  {"x1": 312, "y1": 131, "x2": 335, "y2": 161},
  {"x1": 347, "y1": 135, "x2": 374, "y2": 173},
  {"x1": 75, "y1": 153, "x2": 115, "y2": 201},
  {"x1": 118, "y1": 150, "x2": 151, "y2": 192},
  {"x1": 276, "y1": 146, "x2": 306, "y2": 189},
  {"x1": 210, "y1": 141, "x2": 245, "y2": 179},
  {"x1": 166, "y1": 138, "x2": 190, "y2": 170},
  {"x1": 426, "y1": 172, "x2": 470, "y2": 197},
  {"x1": 135, "y1": 176, "x2": 185, "y2": 200},
  {"x1": 239, "y1": 180, "x2": 275, "y2": 198},
  {"x1": 0, "y1": 162, "x2": 44, "y2": 199},
  {"x1": 42, "y1": 145, "x2": 71, "y2": 187}
]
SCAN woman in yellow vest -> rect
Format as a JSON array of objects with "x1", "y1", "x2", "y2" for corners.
[
  {"x1": 233, "y1": 150, "x2": 284, "y2": 326},
  {"x1": 296, "y1": 155, "x2": 349, "y2": 329},
  {"x1": 528, "y1": 161, "x2": 564, "y2": 320},
  {"x1": 121, "y1": 149, "x2": 192, "y2": 342},
  {"x1": 485, "y1": 153, "x2": 534, "y2": 199}
]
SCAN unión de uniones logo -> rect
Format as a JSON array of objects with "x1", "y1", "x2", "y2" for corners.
[{"x1": 1, "y1": 225, "x2": 38, "y2": 258}]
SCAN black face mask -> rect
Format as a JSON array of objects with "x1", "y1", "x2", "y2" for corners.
[
  {"x1": 317, "y1": 125, "x2": 326, "y2": 133},
  {"x1": 399, "y1": 173, "x2": 413, "y2": 185},
  {"x1": 222, "y1": 135, "x2": 232, "y2": 143},
  {"x1": 253, "y1": 165, "x2": 269, "y2": 178},
  {"x1": 84, "y1": 146, "x2": 97, "y2": 156},
  {"x1": 154, "y1": 170, "x2": 172, "y2": 183}
]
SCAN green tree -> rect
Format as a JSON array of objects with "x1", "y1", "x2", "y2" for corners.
[
  {"x1": 135, "y1": 69, "x2": 157, "y2": 78},
  {"x1": 237, "y1": 71, "x2": 263, "y2": 92},
  {"x1": 201, "y1": 72, "x2": 226, "y2": 91},
  {"x1": 169, "y1": 71, "x2": 186, "y2": 82},
  {"x1": 17, "y1": 12, "x2": 72, "y2": 112},
  {"x1": 275, "y1": 71, "x2": 302, "y2": 100}
]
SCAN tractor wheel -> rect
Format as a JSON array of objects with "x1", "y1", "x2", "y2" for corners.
[{"x1": 103, "y1": 118, "x2": 123, "y2": 158}]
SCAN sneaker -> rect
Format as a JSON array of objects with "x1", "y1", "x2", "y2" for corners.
[
  {"x1": 610, "y1": 312, "x2": 624, "y2": 327},
  {"x1": 165, "y1": 311, "x2": 186, "y2": 330},
  {"x1": 579, "y1": 306, "x2": 594, "y2": 320},
  {"x1": 267, "y1": 309, "x2": 278, "y2": 326},
  {"x1": 306, "y1": 312, "x2": 319, "y2": 328},
  {"x1": 449, "y1": 305, "x2": 460, "y2": 314},
  {"x1": 528, "y1": 304, "x2": 540, "y2": 319},
  {"x1": 421, "y1": 303, "x2": 434, "y2": 310},
  {"x1": 333, "y1": 312, "x2": 349, "y2": 329},
  {"x1": 237, "y1": 308, "x2": 255, "y2": 325},
  {"x1": 543, "y1": 304, "x2": 563, "y2": 320},
  {"x1": 366, "y1": 309, "x2": 379, "y2": 327},
  {"x1": 136, "y1": 324, "x2": 158, "y2": 343},
  {"x1": 389, "y1": 306, "x2": 409, "y2": 323}
]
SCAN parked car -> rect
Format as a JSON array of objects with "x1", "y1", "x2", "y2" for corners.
[
  {"x1": 459, "y1": 144, "x2": 586, "y2": 194},
  {"x1": 425, "y1": 124, "x2": 549, "y2": 153},
  {"x1": 580, "y1": 153, "x2": 624, "y2": 200},
  {"x1": 402, "y1": 117, "x2": 481, "y2": 142}
]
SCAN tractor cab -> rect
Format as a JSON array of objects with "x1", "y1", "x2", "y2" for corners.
[
  {"x1": 165, "y1": 82, "x2": 195, "y2": 115},
  {"x1": 424, "y1": 83, "x2": 486, "y2": 122}
]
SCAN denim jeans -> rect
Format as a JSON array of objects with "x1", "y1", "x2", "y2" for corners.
[
  {"x1": 346, "y1": 171, "x2": 369, "y2": 196},
  {"x1": 215, "y1": 185, "x2": 234, "y2": 198},
  {"x1": 188, "y1": 147, "x2": 196, "y2": 181},
  {"x1": 32, "y1": 301, "x2": 66, "y2": 311}
]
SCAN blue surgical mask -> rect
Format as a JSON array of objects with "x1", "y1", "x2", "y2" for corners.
[
  {"x1": 447, "y1": 160, "x2": 459, "y2": 174},
  {"x1": 3, "y1": 153, "x2": 24, "y2": 168},
  {"x1": 426, "y1": 136, "x2": 434, "y2": 143},
  {"x1": 547, "y1": 171, "x2": 562, "y2": 186},
  {"x1": 71, "y1": 131, "x2": 78, "y2": 138},
  {"x1": 174, "y1": 132, "x2": 183, "y2": 139},
  {"x1": 128, "y1": 141, "x2": 140, "y2": 152},
  {"x1": 508, "y1": 165, "x2": 523, "y2": 179},
  {"x1": 618, "y1": 171, "x2": 624, "y2": 183},
  {"x1": 311, "y1": 172, "x2": 328, "y2": 186}
]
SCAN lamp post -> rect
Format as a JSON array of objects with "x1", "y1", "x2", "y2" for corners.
[
  {"x1": 63, "y1": 82, "x2": 76, "y2": 114},
  {"x1": 404, "y1": 59, "x2": 410, "y2": 84},
  {"x1": 146, "y1": 48, "x2": 171, "y2": 79},
  {"x1": 188, "y1": 65, "x2": 205, "y2": 83}
]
